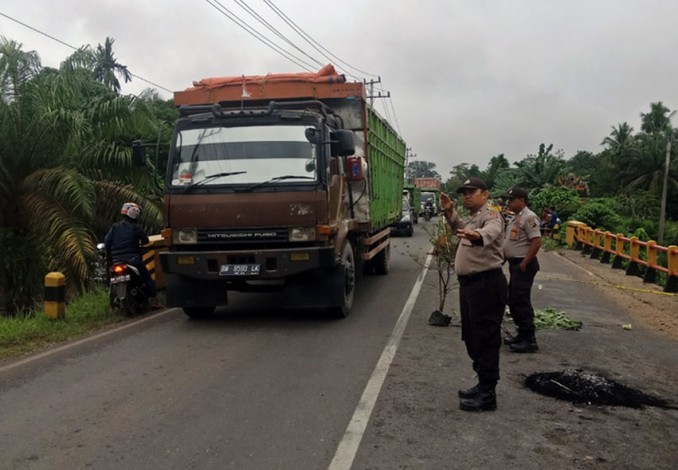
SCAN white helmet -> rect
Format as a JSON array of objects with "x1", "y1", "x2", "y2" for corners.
[{"x1": 121, "y1": 202, "x2": 141, "y2": 220}]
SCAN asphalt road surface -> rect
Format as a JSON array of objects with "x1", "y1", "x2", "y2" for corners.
[
  {"x1": 2, "y1": 219, "x2": 677, "y2": 470},
  {"x1": 0, "y1": 225, "x2": 431, "y2": 470}
]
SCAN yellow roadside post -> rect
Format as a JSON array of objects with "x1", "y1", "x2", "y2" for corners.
[{"x1": 44, "y1": 272, "x2": 66, "y2": 319}]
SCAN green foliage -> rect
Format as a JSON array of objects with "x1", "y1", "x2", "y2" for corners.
[
  {"x1": 0, "y1": 288, "x2": 125, "y2": 359},
  {"x1": 407, "y1": 160, "x2": 441, "y2": 179},
  {"x1": 533, "y1": 307, "x2": 582, "y2": 331},
  {"x1": 0, "y1": 36, "x2": 165, "y2": 314},
  {"x1": 571, "y1": 198, "x2": 624, "y2": 231},
  {"x1": 530, "y1": 187, "x2": 581, "y2": 221}
]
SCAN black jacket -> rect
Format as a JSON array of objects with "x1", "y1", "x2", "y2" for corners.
[{"x1": 104, "y1": 218, "x2": 150, "y2": 260}]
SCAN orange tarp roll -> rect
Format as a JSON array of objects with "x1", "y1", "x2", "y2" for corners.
[{"x1": 191, "y1": 64, "x2": 345, "y2": 89}]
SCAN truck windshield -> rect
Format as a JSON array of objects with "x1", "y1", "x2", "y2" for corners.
[{"x1": 170, "y1": 125, "x2": 317, "y2": 187}]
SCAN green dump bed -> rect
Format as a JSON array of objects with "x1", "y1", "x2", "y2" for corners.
[{"x1": 366, "y1": 106, "x2": 406, "y2": 231}]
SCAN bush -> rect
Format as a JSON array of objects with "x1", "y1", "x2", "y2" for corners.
[{"x1": 571, "y1": 199, "x2": 624, "y2": 232}]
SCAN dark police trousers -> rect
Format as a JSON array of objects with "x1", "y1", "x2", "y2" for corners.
[
  {"x1": 507, "y1": 258, "x2": 539, "y2": 335},
  {"x1": 458, "y1": 268, "x2": 508, "y2": 385}
]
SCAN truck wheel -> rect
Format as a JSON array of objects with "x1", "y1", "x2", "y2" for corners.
[
  {"x1": 329, "y1": 241, "x2": 356, "y2": 317},
  {"x1": 406, "y1": 224, "x2": 414, "y2": 237},
  {"x1": 373, "y1": 243, "x2": 391, "y2": 275},
  {"x1": 183, "y1": 306, "x2": 216, "y2": 318}
]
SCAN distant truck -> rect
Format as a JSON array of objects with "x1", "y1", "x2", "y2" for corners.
[
  {"x1": 414, "y1": 177, "x2": 441, "y2": 215},
  {"x1": 134, "y1": 65, "x2": 406, "y2": 317},
  {"x1": 413, "y1": 177, "x2": 441, "y2": 190}
]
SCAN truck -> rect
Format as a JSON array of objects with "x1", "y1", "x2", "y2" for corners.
[
  {"x1": 134, "y1": 65, "x2": 406, "y2": 317},
  {"x1": 414, "y1": 177, "x2": 441, "y2": 215}
]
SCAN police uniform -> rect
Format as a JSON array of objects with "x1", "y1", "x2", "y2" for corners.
[
  {"x1": 447, "y1": 202, "x2": 507, "y2": 391},
  {"x1": 503, "y1": 206, "x2": 541, "y2": 340}
]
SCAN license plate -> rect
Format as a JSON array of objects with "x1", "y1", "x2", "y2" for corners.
[
  {"x1": 110, "y1": 274, "x2": 131, "y2": 284},
  {"x1": 219, "y1": 264, "x2": 261, "y2": 276}
]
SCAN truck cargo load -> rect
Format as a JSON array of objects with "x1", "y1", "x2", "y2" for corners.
[{"x1": 146, "y1": 65, "x2": 406, "y2": 317}]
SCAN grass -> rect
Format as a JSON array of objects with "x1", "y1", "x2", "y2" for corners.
[{"x1": 0, "y1": 288, "x2": 130, "y2": 361}]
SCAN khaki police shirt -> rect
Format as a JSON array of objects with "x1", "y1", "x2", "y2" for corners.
[
  {"x1": 503, "y1": 206, "x2": 541, "y2": 259},
  {"x1": 446, "y1": 203, "x2": 504, "y2": 276}
]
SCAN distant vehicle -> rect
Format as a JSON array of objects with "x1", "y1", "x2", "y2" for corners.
[
  {"x1": 420, "y1": 190, "x2": 439, "y2": 216},
  {"x1": 391, "y1": 197, "x2": 414, "y2": 237}
]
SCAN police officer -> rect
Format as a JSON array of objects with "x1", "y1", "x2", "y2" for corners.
[
  {"x1": 440, "y1": 177, "x2": 507, "y2": 412},
  {"x1": 502, "y1": 187, "x2": 541, "y2": 352}
]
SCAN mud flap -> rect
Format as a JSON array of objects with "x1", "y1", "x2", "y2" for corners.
[
  {"x1": 166, "y1": 274, "x2": 228, "y2": 308},
  {"x1": 283, "y1": 268, "x2": 344, "y2": 310}
]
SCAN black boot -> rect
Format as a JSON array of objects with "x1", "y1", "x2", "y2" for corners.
[
  {"x1": 509, "y1": 333, "x2": 538, "y2": 353},
  {"x1": 459, "y1": 384, "x2": 497, "y2": 412},
  {"x1": 503, "y1": 332, "x2": 524, "y2": 345},
  {"x1": 458, "y1": 383, "x2": 481, "y2": 399}
]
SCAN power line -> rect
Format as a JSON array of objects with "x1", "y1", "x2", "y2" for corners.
[
  {"x1": 0, "y1": 10, "x2": 172, "y2": 93},
  {"x1": 263, "y1": 0, "x2": 379, "y2": 80},
  {"x1": 232, "y1": 0, "x2": 325, "y2": 69},
  {"x1": 205, "y1": 0, "x2": 317, "y2": 72}
]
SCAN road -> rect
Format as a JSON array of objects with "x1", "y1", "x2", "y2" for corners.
[
  {"x1": 2, "y1": 219, "x2": 677, "y2": 470},
  {"x1": 0, "y1": 224, "x2": 431, "y2": 470}
]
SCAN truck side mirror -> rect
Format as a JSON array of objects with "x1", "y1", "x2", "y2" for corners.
[
  {"x1": 131, "y1": 140, "x2": 147, "y2": 167},
  {"x1": 330, "y1": 130, "x2": 355, "y2": 157}
]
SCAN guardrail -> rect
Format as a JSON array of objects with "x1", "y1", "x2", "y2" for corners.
[
  {"x1": 142, "y1": 235, "x2": 168, "y2": 290},
  {"x1": 565, "y1": 221, "x2": 678, "y2": 293}
]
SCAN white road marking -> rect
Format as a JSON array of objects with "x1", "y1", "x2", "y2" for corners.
[{"x1": 328, "y1": 252, "x2": 433, "y2": 470}]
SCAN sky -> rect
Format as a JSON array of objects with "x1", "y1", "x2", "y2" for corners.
[{"x1": 2, "y1": 0, "x2": 678, "y2": 178}]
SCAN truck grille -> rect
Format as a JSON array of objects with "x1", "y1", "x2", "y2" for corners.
[{"x1": 197, "y1": 227, "x2": 288, "y2": 243}]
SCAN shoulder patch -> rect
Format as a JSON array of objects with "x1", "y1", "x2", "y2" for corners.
[{"x1": 528, "y1": 216, "x2": 538, "y2": 228}]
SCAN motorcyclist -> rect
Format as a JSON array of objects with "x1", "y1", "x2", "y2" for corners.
[
  {"x1": 104, "y1": 202, "x2": 162, "y2": 308},
  {"x1": 424, "y1": 199, "x2": 435, "y2": 219}
]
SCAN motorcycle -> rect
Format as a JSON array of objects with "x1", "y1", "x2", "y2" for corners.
[
  {"x1": 423, "y1": 205, "x2": 434, "y2": 222},
  {"x1": 96, "y1": 243, "x2": 147, "y2": 316}
]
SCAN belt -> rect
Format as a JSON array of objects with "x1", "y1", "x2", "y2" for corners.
[
  {"x1": 507, "y1": 258, "x2": 524, "y2": 265},
  {"x1": 457, "y1": 268, "x2": 502, "y2": 286}
]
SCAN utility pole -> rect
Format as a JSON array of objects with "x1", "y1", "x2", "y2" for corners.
[
  {"x1": 658, "y1": 135, "x2": 671, "y2": 245},
  {"x1": 658, "y1": 111, "x2": 675, "y2": 245},
  {"x1": 364, "y1": 78, "x2": 385, "y2": 107}
]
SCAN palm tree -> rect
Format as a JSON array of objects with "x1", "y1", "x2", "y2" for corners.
[
  {"x1": 0, "y1": 37, "x2": 41, "y2": 101},
  {"x1": 601, "y1": 122, "x2": 635, "y2": 153},
  {"x1": 0, "y1": 39, "x2": 161, "y2": 314},
  {"x1": 60, "y1": 37, "x2": 132, "y2": 94},
  {"x1": 640, "y1": 102, "x2": 672, "y2": 135},
  {"x1": 92, "y1": 37, "x2": 132, "y2": 93}
]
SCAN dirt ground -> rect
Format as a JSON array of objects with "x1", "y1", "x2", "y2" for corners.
[{"x1": 554, "y1": 247, "x2": 678, "y2": 339}]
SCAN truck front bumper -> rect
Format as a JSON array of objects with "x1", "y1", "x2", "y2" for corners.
[{"x1": 159, "y1": 246, "x2": 337, "y2": 280}]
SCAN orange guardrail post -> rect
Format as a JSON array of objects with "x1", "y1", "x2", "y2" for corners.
[
  {"x1": 44, "y1": 272, "x2": 66, "y2": 319},
  {"x1": 666, "y1": 245, "x2": 678, "y2": 293},
  {"x1": 565, "y1": 221, "x2": 587, "y2": 248},
  {"x1": 643, "y1": 241, "x2": 657, "y2": 284},
  {"x1": 627, "y1": 236, "x2": 641, "y2": 277},
  {"x1": 600, "y1": 231, "x2": 613, "y2": 264},
  {"x1": 612, "y1": 233, "x2": 625, "y2": 269},
  {"x1": 143, "y1": 234, "x2": 169, "y2": 291}
]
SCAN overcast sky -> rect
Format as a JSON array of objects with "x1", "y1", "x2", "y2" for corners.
[{"x1": 2, "y1": 0, "x2": 678, "y2": 178}]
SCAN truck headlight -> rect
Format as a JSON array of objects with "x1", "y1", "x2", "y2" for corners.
[
  {"x1": 173, "y1": 228, "x2": 198, "y2": 244},
  {"x1": 289, "y1": 227, "x2": 315, "y2": 242}
]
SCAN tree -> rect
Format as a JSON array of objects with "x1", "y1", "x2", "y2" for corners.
[
  {"x1": 0, "y1": 38, "x2": 161, "y2": 314},
  {"x1": 484, "y1": 153, "x2": 510, "y2": 188},
  {"x1": 640, "y1": 102, "x2": 672, "y2": 135},
  {"x1": 513, "y1": 143, "x2": 567, "y2": 190},
  {"x1": 407, "y1": 160, "x2": 441, "y2": 179},
  {"x1": 60, "y1": 37, "x2": 132, "y2": 94}
]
